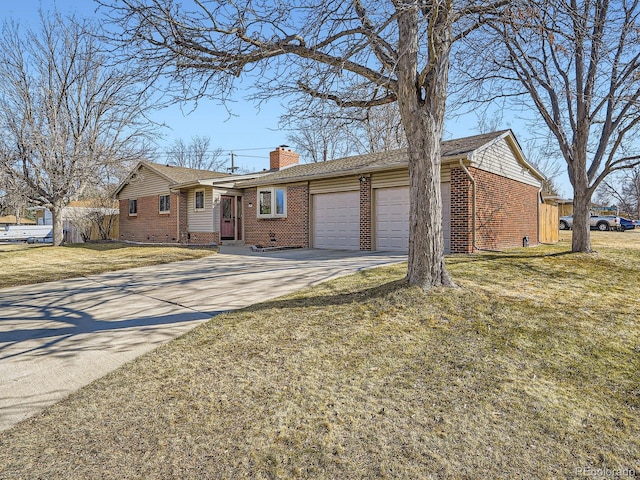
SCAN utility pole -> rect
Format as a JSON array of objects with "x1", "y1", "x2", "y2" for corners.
[{"x1": 228, "y1": 152, "x2": 239, "y2": 173}]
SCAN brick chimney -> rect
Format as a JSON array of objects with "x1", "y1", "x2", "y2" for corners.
[{"x1": 270, "y1": 146, "x2": 299, "y2": 170}]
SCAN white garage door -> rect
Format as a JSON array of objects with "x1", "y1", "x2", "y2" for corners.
[
  {"x1": 375, "y1": 184, "x2": 451, "y2": 253},
  {"x1": 312, "y1": 192, "x2": 360, "y2": 250},
  {"x1": 375, "y1": 187, "x2": 410, "y2": 251}
]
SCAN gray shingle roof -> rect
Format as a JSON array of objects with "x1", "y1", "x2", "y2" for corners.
[
  {"x1": 141, "y1": 162, "x2": 230, "y2": 184},
  {"x1": 440, "y1": 130, "x2": 510, "y2": 157},
  {"x1": 237, "y1": 130, "x2": 511, "y2": 187}
]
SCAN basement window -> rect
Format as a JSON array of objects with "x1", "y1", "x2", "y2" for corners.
[
  {"x1": 128, "y1": 199, "x2": 137, "y2": 216},
  {"x1": 257, "y1": 187, "x2": 287, "y2": 218},
  {"x1": 159, "y1": 194, "x2": 170, "y2": 214}
]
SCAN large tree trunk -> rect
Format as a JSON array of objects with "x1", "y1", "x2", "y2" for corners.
[
  {"x1": 51, "y1": 201, "x2": 65, "y2": 246},
  {"x1": 569, "y1": 148, "x2": 593, "y2": 252},
  {"x1": 405, "y1": 116, "x2": 453, "y2": 288},
  {"x1": 571, "y1": 182, "x2": 592, "y2": 253},
  {"x1": 396, "y1": 3, "x2": 454, "y2": 289}
]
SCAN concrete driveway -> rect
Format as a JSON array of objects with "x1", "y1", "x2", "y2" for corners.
[{"x1": 0, "y1": 247, "x2": 405, "y2": 431}]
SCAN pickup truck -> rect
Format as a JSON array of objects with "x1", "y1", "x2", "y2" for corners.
[{"x1": 559, "y1": 213, "x2": 627, "y2": 231}]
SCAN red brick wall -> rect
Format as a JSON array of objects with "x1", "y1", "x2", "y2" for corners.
[
  {"x1": 359, "y1": 176, "x2": 372, "y2": 250},
  {"x1": 449, "y1": 167, "x2": 539, "y2": 253},
  {"x1": 473, "y1": 167, "x2": 539, "y2": 250},
  {"x1": 178, "y1": 191, "x2": 189, "y2": 243},
  {"x1": 270, "y1": 148, "x2": 300, "y2": 170},
  {"x1": 187, "y1": 231, "x2": 220, "y2": 244},
  {"x1": 450, "y1": 168, "x2": 474, "y2": 254},
  {"x1": 243, "y1": 185, "x2": 309, "y2": 248},
  {"x1": 118, "y1": 193, "x2": 180, "y2": 243}
]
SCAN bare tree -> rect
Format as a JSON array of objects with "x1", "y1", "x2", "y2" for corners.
[
  {"x1": 285, "y1": 101, "x2": 405, "y2": 163},
  {"x1": 0, "y1": 170, "x2": 29, "y2": 222},
  {"x1": 64, "y1": 208, "x2": 97, "y2": 243},
  {"x1": 460, "y1": 0, "x2": 640, "y2": 252},
  {"x1": 598, "y1": 167, "x2": 640, "y2": 219},
  {"x1": 64, "y1": 195, "x2": 120, "y2": 242},
  {"x1": 0, "y1": 12, "x2": 153, "y2": 245},
  {"x1": 100, "y1": 0, "x2": 508, "y2": 290},
  {"x1": 285, "y1": 100, "x2": 361, "y2": 163},
  {"x1": 166, "y1": 135, "x2": 225, "y2": 171},
  {"x1": 521, "y1": 138, "x2": 564, "y2": 196},
  {"x1": 361, "y1": 103, "x2": 408, "y2": 153},
  {"x1": 285, "y1": 99, "x2": 407, "y2": 163}
]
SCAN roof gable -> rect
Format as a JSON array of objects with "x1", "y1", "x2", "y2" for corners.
[{"x1": 114, "y1": 161, "x2": 230, "y2": 197}]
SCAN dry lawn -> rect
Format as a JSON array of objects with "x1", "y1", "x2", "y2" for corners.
[
  {"x1": 0, "y1": 231, "x2": 639, "y2": 479},
  {"x1": 0, "y1": 242, "x2": 216, "y2": 289}
]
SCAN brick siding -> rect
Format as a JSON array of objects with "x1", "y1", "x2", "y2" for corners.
[
  {"x1": 449, "y1": 167, "x2": 539, "y2": 253},
  {"x1": 178, "y1": 191, "x2": 189, "y2": 243},
  {"x1": 450, "y1": 168, "x2": 474, "y2": 253},
  {"x1": 359, "y1": 176, "x2": 372, "y2": 250},
  {"x1": 473, "y1": 167, "x2": 539, "y2": 250},
  {"x1": 243, "y1": 185, "x2": 309, "y2": 248},
  {"x1": 187, "y1": 231, "x2": 220, "y2": 244},
  {"x1": 118, "y1": 193, "x2": 180, "y2": 243},
  {"x1": 270, "y1": 148, "x2": 300, "y2": 170}
]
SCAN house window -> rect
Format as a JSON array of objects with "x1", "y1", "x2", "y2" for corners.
[
  {"x1": 159, "y1": 194, "x2": 170, "y2": 213},
  {"x1": 128, "y1": 199, "x2": 137, "y2": 216},
  {"x1": 195, "y1": 190, "x2": 205, "y2": 210},
  {"x1": 257, "y1": 187, "x2": 287, "y2": 218}
]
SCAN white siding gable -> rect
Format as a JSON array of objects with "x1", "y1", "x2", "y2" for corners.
[
  {"x1": 469, "y1": 136, "x2": 542, "y2": 187},
  {"x1": 118, "y1": 166, "x2": 171, "y2": 199}
]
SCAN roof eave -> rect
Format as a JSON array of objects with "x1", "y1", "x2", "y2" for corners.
[
  {"x1": 502, "y1": 132, "x2": 546, "y2": 182},
  {"x1": 237, "y1": 153, "x2": 473, "y2": 188},
  {"x1": 171, "y1": 172, "x2": 271, "y2": 190}
]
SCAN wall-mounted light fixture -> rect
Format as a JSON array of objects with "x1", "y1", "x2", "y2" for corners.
[
  {"x1": 248, "y1": 202, "x2": 253, "y2": 208},
  {"x1": 359, "y1": 175, "x2": 367, "y2": 183}
]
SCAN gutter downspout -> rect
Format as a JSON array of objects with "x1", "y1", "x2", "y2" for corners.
[
  {"x1": 537, "y1": 188, "x2": 543, "y2": 245},
  {"x1": 458, "y1": 159, "x2": 478, "y2": 252}
]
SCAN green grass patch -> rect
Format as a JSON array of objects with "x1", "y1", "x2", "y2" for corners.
[
  {"x1": 0, "y1": 242, "x2": 217, "y2": 288},
  {"x1": 0, "y1": 231, "x2": 639, "y2": 478}
]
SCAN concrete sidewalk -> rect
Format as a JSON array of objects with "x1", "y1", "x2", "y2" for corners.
[{"x1": 0, "y1": 247, "x2": 405, "y2": 431}]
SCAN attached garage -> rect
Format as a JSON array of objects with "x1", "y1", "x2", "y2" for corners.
[
  {"x1": 374, "y1": 184, "x2": 451, "y2": 253},
  {"x1": 375, "y1": 187, "x2": 409, "y2": 251},
  {"x1": 312, "y1": 191, "x2": 360, "y2": 249},
  {"x1": 235, "y1": 130, "x2": 545, "y2": 253}
]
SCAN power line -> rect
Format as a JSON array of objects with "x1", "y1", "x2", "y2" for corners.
[
  {"x1": 154, "y1": 146, "x2": 277, "y2": 158},
  {"x1": 231, "y1": 153, "x2": 267, "y2": 159}
]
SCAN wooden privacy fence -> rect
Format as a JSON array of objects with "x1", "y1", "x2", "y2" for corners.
[
  {"x1": 539, "y1": 203, "x2": 559, "y2": 244},
  {"x1": 90, "y1": 214, "x2": 119, "y2": 240}
]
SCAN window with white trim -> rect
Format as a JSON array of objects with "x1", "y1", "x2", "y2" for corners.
[
  {"x1": 195, "y1": 190, "x2": 205, "y2": 210},
  {"x1": 128, "y1": 199, "x2": 137, "y2": 216},
  {"x1": 257, "y1": 187, "x2": 287, "y2": 218},
  {"x1": 159, "y1": 194, "x2": 170, "y2": 213}
]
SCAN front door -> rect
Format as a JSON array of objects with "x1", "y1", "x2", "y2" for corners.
[{"x1": 220, "y1": 195, "x2": 235, "y2": 240}]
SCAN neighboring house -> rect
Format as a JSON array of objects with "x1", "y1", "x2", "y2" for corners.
[
  {"x1": 31, "y1": 201, "x2": 119, "y2": 243},
  {"x1": 115, "y1": 130, "x2": 546, "y2": 253}
]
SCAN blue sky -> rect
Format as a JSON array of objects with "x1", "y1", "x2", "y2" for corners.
[
  {"x1": 4, "y1": 0, "x2": 298, "y2": 172},
  {"x1": 3, "y1": 0, "x2": 572, "y2": 195}
]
